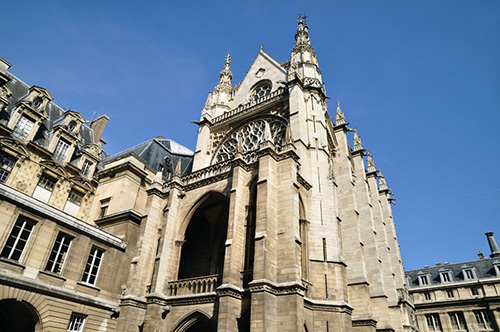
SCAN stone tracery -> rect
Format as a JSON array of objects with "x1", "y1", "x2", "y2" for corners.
[{"x1": 213, "y1": 118, "x2": 287, "y2": 164}]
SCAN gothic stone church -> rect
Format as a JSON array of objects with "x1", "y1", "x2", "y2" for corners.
[{"x1": 0, "y1": 18, "x2": 416, "y2": 332}]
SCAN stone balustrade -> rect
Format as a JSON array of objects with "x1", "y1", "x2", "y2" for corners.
[
  {"x1": 212, "y1": 87, "x2": 286, "y2": 125},
  {"x1": 167, "y1": 275, "x2": 220, "y2": 296},
  {"x1": 181, "y1": 161, "x2": 232, "y2": 188}
]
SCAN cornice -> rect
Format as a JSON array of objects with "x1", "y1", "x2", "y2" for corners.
[{"x1": 95, "y1": 209, "x2": 144, "y2": 227}]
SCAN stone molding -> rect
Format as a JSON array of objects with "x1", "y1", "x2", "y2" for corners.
[
  {"x1": 165, "y1": 293, "x2": 217, "y2": 307},
  {"x1": 145, "y1": 292, "x2": 168, "y2": 306},
  {"x1": 95, "y1": 209, "x2": 144, "y2": 227},
  {"x1": 120, "y1": 296, "x2": 147, "y2": 309},
  {"x1": 248, "y1": 279, "x2": 306, "y2": 297},
  {"x1": 303, "y1": 298, "x2": 353, "y2": 314},
  {"x1": 352, "y1": 317, "x2": 377, "y2": 327},
  {"x1": 297, "y1": 173, "x2": 312, "y2": 190},
  {"x1": 0, "y1": 183, "x2": 125, "y2": 250},
  {"x1": 216, "y1": 283, "x2": 244, "y2": 299}
]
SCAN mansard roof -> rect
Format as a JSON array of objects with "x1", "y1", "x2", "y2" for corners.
[
  {"x1": 1, "y1": 72, "x2": 95, "y2": 147},
  {"x1": 405, "y1": 258, "x2": 499, "y2": 288},
  {"x1": 103, "y1": 137, "x2": 194, "y2": 179}
]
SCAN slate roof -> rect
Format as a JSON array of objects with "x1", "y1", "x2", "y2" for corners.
[
  {"x1": 103, "y1": 137, "x2": 194, "y2": 179},
  {"x1": 405, "y1": 258, "x2": 500, "y2": 288},
  {"x1": 0, "y1": 72, "x2": 95, "y2": 164}
]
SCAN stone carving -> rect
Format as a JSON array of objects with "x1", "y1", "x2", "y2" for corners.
[
  {"x1": 353, "y1": 127, "x2": 363, "y2": 151},
  {"x1": 366, "y1": 150, "x2": 376, "y2": 172},
  {"x1": 336, "y1": 101, "x2": 346, "y2": 126},
  {"x1": 214, "y1": 118, "x2": 287, "y2": 164}
]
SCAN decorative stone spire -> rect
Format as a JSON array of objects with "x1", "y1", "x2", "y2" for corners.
[
  {"x1": 353, "y1": 127, "x2": 363, "y2": 151},
  {"x1": 335, "y1": 101, "x2": 346, "y2": 126},
  {"x1": 366, "y1": 150, "x2": 376, "y2": 172},
  {"x1": 214, "y1": 53, "x2": 233, "y2": 93},
  {"x1": 202, "y1": 53, "x2": 234, "y2": 118},
  {"x1": 485, "y1": 232, "x2": 500, "y2": 258},
  {"x1": 288, "y1": 14, "x2": 321, "y2": 85},
  {"x1": 285, "y1": 123, "x2": 293, "y2": 144},
  {"x1": 378, "y1": 171, "x2": 388, "y2": 191}
]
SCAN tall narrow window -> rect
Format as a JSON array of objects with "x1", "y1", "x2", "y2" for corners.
[
  {"x1": 446, "y1": 289, "x2": 454, "y2": 298},
  {"x1": 425, "y1": 314, "x2": 442, "y2": 331},
  {"x1": 81, "y1": 160, "x2": 93, "y2": 177},
  {"x1": 0, "y1": 215, "x2": 36, "y2": 261},
  {"x1": 471, "y1": 287, "x2": 481, "y2": 296},
  {"x1": 45, "y1": 232, "x2": 73, "y2": 274},
  {"x1": 474, "y1": 310, "x2": 492, "y2": 330},
  {"x1": 440, "y1": 271, "x2": 451, "y2": 283},
  {"x1": 449, "y1": 312, "x2": 466, "y2": 331},
  {"x1": 419, "y1": 275, "x2": 430, "y2": 286},
  {"x1": 53, "y1": 139, "x2": 70, "y2": 162},
  {"x1": 463, "y1": 268, "x2": 475, "y2": 280},
  {"x1": 0, "y1": 151, "x2": 17, "y2": 184},
  {"x1": 99, "y1": 199, "x2": 110, "y2": 218},
  {"x1": 67, "y1": 313, "x2": 86, "y2": 332},
  {"x1": 82, "y1": 246, "x2": 104, "y2": 285},
  {"x1": 12, "y1": 115, "x2": 35, "y2": 140}
]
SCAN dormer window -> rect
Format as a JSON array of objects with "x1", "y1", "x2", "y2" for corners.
[
  {"x1": 439, "y1": 271, "x2": 452, "y2": 283},
  {"x1": 418, "y1": 275, "x2": 430, "y2": 286},
  {"x1": 463, "y1": 268, "x2": 476, "y2": 280},
  {"x1": 81, "y1": 160, "x2": 93, "y2": 177},
  {"x1": 54, "y1": 139, "x2": 70, "y2": 162},
  {"x1": 12, "y1": 115, "x2": 35, "y2": 140}
]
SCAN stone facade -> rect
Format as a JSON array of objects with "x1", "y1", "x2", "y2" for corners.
[
  {"x1": 406, "y1": 233, "x2": 500, "y2": 332},
  {"x1": 0, "y1": 17, "x2": 416, "y2": 332}
]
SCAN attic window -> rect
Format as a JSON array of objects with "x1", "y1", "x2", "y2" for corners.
[
  {"x1": 249, "y1": 81, "x2": 271, "y2": 101},
  {"x1": 12, "y1": 116, "x2": 35, "y2": 140},
  {"x1": 54, "y1": 139, "x2": 70, "y2": 162}
]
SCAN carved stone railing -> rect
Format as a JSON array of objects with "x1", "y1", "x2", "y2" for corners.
[
  {"x1": 212, "y1": 87, "x2": 287, "y2": 126},
  {"x1": 168, "y1": 275, "x2": 221, "y2": 296},
  {"x1": 180, "y1": 161, "x2": 232, "y2": 189}
]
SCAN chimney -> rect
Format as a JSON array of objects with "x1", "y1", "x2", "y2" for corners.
[
  {"x1": 478, "y1": 251, "x2": 484, "y2": 260},
  {"x1": 485, "y1": 232, "x2": 500, "y2": 258},
  {"x1": 435, "y1": 262, "x2": 442, "y2": 266},
  {"x1": 90, "y1": 115, "x2": 109, "y2": 145}
]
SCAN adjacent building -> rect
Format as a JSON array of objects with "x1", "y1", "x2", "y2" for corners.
[
  {"x1": 406, "y1": 233, "x2": 500, "y2": 332},
  {"x1": 0, "y1": 18, "x2": 416, "y2": 331}
]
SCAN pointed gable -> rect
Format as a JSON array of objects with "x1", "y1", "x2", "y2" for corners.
[{"x1": 230, "y1": 48, "x2": 287, "y2": 109}]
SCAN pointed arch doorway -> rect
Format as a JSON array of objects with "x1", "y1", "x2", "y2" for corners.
[{"x1": 178, "y1": 192, "x2": 229, "y2": 280}]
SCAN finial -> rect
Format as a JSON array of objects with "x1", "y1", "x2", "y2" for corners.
[
  {"x1": 224, "y1": 52, "x2": 231, "y2": 71},
  {"x1": 174, "y1": 159, "x2": 182, "y2": 178},
  {"x1": 366, "y1": 150, "x2": 376, "y2": 172},
  {"x1": 260, "y1": 44, "x2": 263, "y2": 51},
  {"x1": 378, "y1": 171, "x2": 388, "y2": 190},
  {"x1": 353, "y1": 127, "x2": 363, "y2": 151},
  {"x1": 297, "y1": 13, "x2": 308, "y2": 25},
  {"x1": 335, "y1": 101, "x2": 346, "y2": 126}
]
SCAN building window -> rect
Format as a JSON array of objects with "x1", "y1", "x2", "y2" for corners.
[
  {"x1": 81, "y1": 160, "x2": 93, "y2": 177},
  {"x1": 425, "y1": 313, "x2": 442, "y2": 331},
  {"x1": 53, "y1": 139, "x2": 70, "y2": 162},
  {"x1": 440, "y1": 271, "x2": 452, "y2": 283},
  {"x1": 0, "y1": 151, "x2": 17, "y2": 184},
  {"x1": 67, "y1": 313, "x2": 86, "y2": 332},
  {"x1": 471, "y1": 287, "x2": 481, "y2": 296},
  {"x1": 12, "y1": 115, "x2": 35, "y2": 140},
  {"x1": 424, "y1": 292, "x2": 432, "y2": 301},
  {"x1": 446, "y1": 289, "x2": 454, "y2": 298},
  {"x1": 99, "y1": 198, "x2": 110, "y2": 218},
  {"x1": 82, "y1": 246, "x2": 104, "y2": 285},
  {"x1": 250, "y1": 82, "x2": 271, "y2": 101},
  {"x1": 37, "y1": 174, "x2": 56, "y2": 192},
  {"x1": 45, "y1": 232, "x2": 73, "y2": 274},
  {"x1": 474, "y1": 310, "x2": 492, "y2": 330},
  {"x1": 449, "y1": 312, "x2": 467, "y2": 331},
  {"x1": 463, "y1": 268, "x2": 475, "y2": 280},
  {"x1": 419, "y1": 275, "x2": 430, "y2": 286},
  {"x1": 67, "y1": 190, "x2": 84, "y2": 206},
  {"x1": 0, "y1": 215, "x2": 36, "y2": 261}
]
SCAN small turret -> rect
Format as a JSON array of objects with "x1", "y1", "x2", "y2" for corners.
[
  {"x1": 366, "y1": 150, "x2": 376, "y2": 173},
  {"x1": 378, "y1": 171, "x2": 388, "y2": 191},
  {"x1": 353, "y1": 128, "x2": 363, "y2": 151},
  {"x1": 202, "y1": 53, "x2": 234, "y2": 119},
  {"x1": 335, "y1": 101, "x2": 346, "y2": 126}
]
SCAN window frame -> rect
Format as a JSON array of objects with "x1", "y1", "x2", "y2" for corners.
[
  {"x1": 418, "y1": 274, "x2": 430, "y2": 286},
  {"x1": 448, "y1": 312, "x2": 467, "y2": 331},
  {"x1": 425, "y1": 313, "x2": 442, "y2": 331},
  {"x1": 463, "y1": 268, "x2": 476, "y2": 280},
  {"x1": 45, "y1": 232, "x2": 74, "y2": 274},
  {"x1": 67, "y1": 189, "x2": 84, "y2": 206},
  {"x1": 0, "y1": 215, "x2": 37, "y2": 262},
  {"x1": 81, "y1": 159, "x2": 93, "y2": 177},
  {"x1": 81, "y1": 246, "x2": 105, "y2": 286},
  {"x1": 473, "y1": 310, "x2": 492, "y2": 330},
  {"x1": 440, "y1": 271, "x2": 452, "y2": 283},
  {"x1": 12, "y1": 115, "x2": 35, "y2": 140},
  {"x1": 53, "y1": 139, "x2": 70, "y2": 162},
  {"x1": 0, "y1": 151, "x2": 17, "y2": 184},
  {"x1": 67, "y1": 313, "x2": 86, "y2": 332}
]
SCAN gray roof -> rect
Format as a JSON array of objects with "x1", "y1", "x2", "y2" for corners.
[
  {"x1": 103, "y1": 138, "x2": 194, "y2": 179},
  {"x1": 1, "y1": 73, "x2": 95, "y2": 161},
  {"x1": 405, "y1": 258, "x2": 500, "y2": 288}
]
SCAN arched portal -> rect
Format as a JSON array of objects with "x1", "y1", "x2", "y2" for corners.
[
  {"x1": 0, "y1": 299, "x2": 41, "y2": 332},
  {"x1": 173, "y1": 311, "x2": 216, "y2": 332},
  {"x1": 178, "y1": 192, "x2": 229, "y2": 279}
]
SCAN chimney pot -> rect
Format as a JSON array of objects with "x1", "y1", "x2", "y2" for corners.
[
  {"x1": 435, "y1": 262, "x2": 442, "y2": 266},
  {"x1": 478, "y1": 251, "x2": 484, "y2": 259},
  {"x1": 485, "y1": 232, "x2": 500, "y2": 258}
]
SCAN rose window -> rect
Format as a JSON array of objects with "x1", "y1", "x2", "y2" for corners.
[{"x1": 250, "y1": 84, "x2": 271, "y2": 101}]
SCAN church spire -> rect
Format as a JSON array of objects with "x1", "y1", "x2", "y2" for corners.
[
  {"x1": 203, "y1": 53, "x2": 234, "y2": 118},
  {"x1": 215, "y1": 52, "x2": 233, "y2": 92},
  {"x1": 294, "y1": 13, "x2": 311, "y2": 46}
]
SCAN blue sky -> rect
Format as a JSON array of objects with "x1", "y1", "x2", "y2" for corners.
[{"x1": 2, "y1": 1, "x2": 499, "y2": 270}]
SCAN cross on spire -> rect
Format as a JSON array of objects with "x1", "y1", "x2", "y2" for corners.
[{"x1": 297, "y1": 13, "x2": 308, "y2": 24}]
